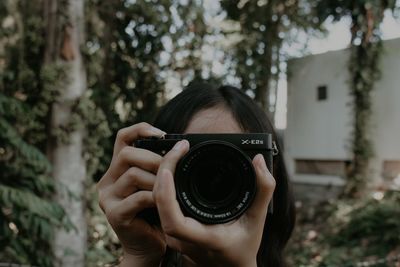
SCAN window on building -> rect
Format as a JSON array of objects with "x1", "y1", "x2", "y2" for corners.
[{"x1": 317, "y1": 85, "x2": 328, "y2": 101}]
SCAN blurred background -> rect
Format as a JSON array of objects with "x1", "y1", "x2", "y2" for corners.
[{"x1": 1, "y1": 0, "x2": 400, "y2": 266}]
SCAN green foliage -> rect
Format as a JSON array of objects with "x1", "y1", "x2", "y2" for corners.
[
  {"x1": 1, "y1": 0, "x2": 210, "y2": 264},
  {"x1": 334, "y1": 193, "x2": 400, "y2": 248},
  {"x1": 85, "y1": 185, "x2": 121, "y2": 267},
  {"x1": 220, "y1": 0, "x2": 325, "y2": 112},
  {"x1": 0, "y1": 1, "x2": 72, "y2": 266},
  {"x1": 83, "y1": 0, "x2": 209, "y2": 180},
  {"x1": 0, "y1": 94, "x2": 72, "y2": 267},
  {"x1": 330, "y1": 0, "x2": 396, "y2": 196},
  {"x1": 2, "y1": 0, "x2": 398, "y2": 265},
  {"x1": 310, "y1": 0, "x2": 397, "y2": 196},
  {"x1": 346, "y1": 40, "x2": 383, "y2": 194},
  {"x1": 84, "y1": 0, "x2": 208, "y2": 264},
  {"x1": 288, "y1": 191, "x2": 400, "y2": 267},
  {"x1": 71, "y1": 93, "x2": 112, "y2": 178}
]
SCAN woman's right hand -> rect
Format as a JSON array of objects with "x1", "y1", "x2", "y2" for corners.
[{"x1": 97, "y1": 123, "x2": 166, "y2": 267}]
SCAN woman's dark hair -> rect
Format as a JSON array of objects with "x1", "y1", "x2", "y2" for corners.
[{"x1": 153, "y1": 83, "x2": 295, "y2": 267}]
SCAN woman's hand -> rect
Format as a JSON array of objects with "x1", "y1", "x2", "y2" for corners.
[
  {"x1": 97, "y1": 123, "x2": 166, "y2": 267},
  {"x1": 153, "y1": 140, "x2": 276, "y2": 267}
]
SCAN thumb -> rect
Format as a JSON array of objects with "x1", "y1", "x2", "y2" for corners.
[{"x1": 245, "y1": 154, "x2": 276, "y2": 224}]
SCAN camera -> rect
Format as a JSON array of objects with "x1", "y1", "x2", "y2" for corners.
[{"x1": 135, "y1": 133, "x2": 275, "y2": 224}]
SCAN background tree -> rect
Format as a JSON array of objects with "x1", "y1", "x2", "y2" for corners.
[
  {"x1": 0, "y1": 0, "x2": 72, "y2": 266},
  {"x1": 84, "y1": 0, "x2": 207, "y2": 179},
  {"x1": 220, "y1": 0, "x2": 323, "y2": 118},
  {"x1": 1, "y1": 0, "x2": 208, "y2": 265},
  {"x1": 1, "y1": 0, "x2": 399, "y2": 266},
  {"x1": 84, "y1": 0, "x2": 208, "y2": 264},
  {"x1": 315, "y1": 0, "x2": 397, "y2": 197},
  {"x1": 43, "y1": 0, "x2": 90, "y2": 265}
]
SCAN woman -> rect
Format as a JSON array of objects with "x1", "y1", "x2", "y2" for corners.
[{"x1": 97, "y1": 83, "x2": 295, "y2": 267}]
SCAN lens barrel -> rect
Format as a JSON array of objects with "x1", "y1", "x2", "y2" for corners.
[{"x1": 175, "y1": 141, "x2": 256, "y2": 224}]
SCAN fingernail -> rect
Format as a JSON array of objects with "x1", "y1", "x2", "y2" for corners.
[
  {"x1": 173, "y1": 140, "x2": 186, "y2": 151},
  {"x1": 150, "y1": 127, "x2": 166, "y2": 136}
]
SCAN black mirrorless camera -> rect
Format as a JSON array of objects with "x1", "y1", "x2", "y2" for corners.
[{"x1": 135, "y1": 133, "x2": 275, "y2": 224}]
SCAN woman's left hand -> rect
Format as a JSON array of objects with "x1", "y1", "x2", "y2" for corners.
[{"x1": 152, "y1": 140, "x2": 276, "y2": 267}]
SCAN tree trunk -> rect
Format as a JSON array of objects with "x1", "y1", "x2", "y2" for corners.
[
  {"x1": 254, "y1": 0, "x2": 281, "y2": 116},
  {"x1": 254, "y1": 3, "x2": 274, "y2": 110},
  {"x1": 44, "y1": 0, "x2": 87, "y2": 266},
  {"x1": 344, "y1": 4, "x2": 387, "y2": 197}
]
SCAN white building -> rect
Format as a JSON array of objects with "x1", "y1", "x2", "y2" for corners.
[{"x1": 285, "y1": 38, "x2": 400, "y2": 202}]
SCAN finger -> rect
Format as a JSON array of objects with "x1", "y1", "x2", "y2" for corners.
[
  {"x1": 102, "y1": 146, "x2": 162, "y2": 186},
  {"x1": 157, "y1": 140, "x2": 190, "y2": 176},
  {"x1": 153, "y1": 140, "x2": 189, "y2": 230},
  {"x1": 111, "y1": 167, "x2": 156, "y2": 198},
  {"x1": 244, "y1": 154, "x2": 276, "y2": 225},
  {"x1": 115, "y1": 146, "x2": 162, "y2": 174},
  {"x1": 154, "y1": 166, "x2": 209, "y2": 245},
  {"x1": 98, "y1": 187, "x2": 118, "y2": 214},
  {"x1": 153, "y1": 167, "x2": 185, "y2": 231},
  {"x1": 107, "y1": 191, "x2": 155, "y2": 226},
  {"x1": 113, "y1": 122, "x2": 166, "y2": 158}
]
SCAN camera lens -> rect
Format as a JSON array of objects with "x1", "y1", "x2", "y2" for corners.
[
  {"x1": 191, "y1": 159, "x2": 241, "y2": 206},
  {"x1": 175, "y1": 141, "x2": 256, "y2": 224}
]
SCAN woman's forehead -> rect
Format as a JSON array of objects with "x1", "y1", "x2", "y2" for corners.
[{"x1": 184, "y1": 107, "x2": 243, "y2": 134}]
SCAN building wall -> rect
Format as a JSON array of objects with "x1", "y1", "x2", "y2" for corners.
[
  {"x1": 370, "y1": 38, "x2": 400, "y2": 183},
  {"x1": 285, "y1": 38, "x2": 400, "y2": 200}
]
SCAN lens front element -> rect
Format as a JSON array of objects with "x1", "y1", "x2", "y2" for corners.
[{"x1": 175, "y1": 141, "x2": 256, "y2": 224}]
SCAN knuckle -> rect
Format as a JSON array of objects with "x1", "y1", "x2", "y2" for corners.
[
  {"x1": 96, "y1": 179, "x2": 104, "y2": 191},
  {"x1": 261, "y1": 174, "x2": 276, "y2": 192},
  {"x1": 116, "y1": 128, "x2": 128, "y2": 140},
  {"x1": 105, "y1": 208, "x2": 118, "y2": 226},
  {"x1": 137, "y1": 122, "x2": 151, "y2": 129},
  {"x1": 97, "y1": 170, "x2": 110, "y2": 189},
  {"x1": 127, "y1": 167, "x2": 140, "y2": 181},
  {"x1": 98, "y1": 198, "x2": 106, "y2": 213},
  {"x1": 134, "y1": 191, "x2": 149, "y2": 206},
  {"x1": 119, "y1": 146, "x2": 132, "y2": 160},
  {"x1": 104, "y1": 202, "x2": 124, "y2": 226},
  {"x1": 267, "y1": 174, "x2": 276, "y2": 189},
  {"x1": 97, "y1": 189, "x2": 109, "y2": 212},
  {"x1": 150, "y1": 157, "x2": 162, "y2": 173}
]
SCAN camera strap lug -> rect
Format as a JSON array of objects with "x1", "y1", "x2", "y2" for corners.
[{"x1": 272, "y1": 141, "x2": 279, "y2": 156}]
